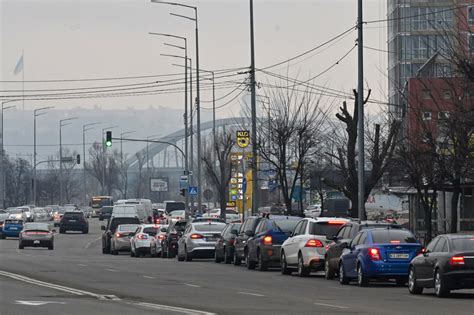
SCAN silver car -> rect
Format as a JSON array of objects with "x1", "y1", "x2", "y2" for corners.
[
  {"x1": 150, "y1": 225, "x2": 169, "y2": 257},
  {"x1": 110, "y1": 224, "x2": 140, "y2": 255},
  {"x1": 177, "y1": 221, "x2": 226, "y2": 261},
  {"x1": 19, "y1": 222, "x2": 54, "y2": 250}
]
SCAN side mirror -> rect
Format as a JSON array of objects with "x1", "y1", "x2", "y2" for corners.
[
  {"x1": 245, "y1": 230, "x2": 254, "y2": 237},
  {"x1": 326, "y1": 235, "x2": 337, "y2": 241},
  {"x1": 52, "y1": 229, "x2": 56, "y2": 233},
  {"x1": 101, "y1": 225, "x2": 106, "y2": 230},
  {"x1": 230, "y1": 229, "x2": 239, "y2": 235},
  {"x1": 340, "y1": 242, "x2": 349, "y2": 249}
]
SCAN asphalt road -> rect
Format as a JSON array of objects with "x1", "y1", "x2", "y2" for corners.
[{"x1": 1, "y1": 219, "x2": 473, "y2": 315}]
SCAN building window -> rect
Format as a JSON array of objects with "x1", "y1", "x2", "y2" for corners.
[
  {"x1": 469, "y1": 34, "x2": 474, "y2": 52},
  {"x1": 469, "y1": 6, "x2": 474, "y2": 25},
  {"x1": 422, "y1": 111, "x2": 432, "y2": 121},
  {"x1": 422, "y1": 90, "x2": 432, "y2": 99},
  {"x1": 438, "y1": 111, "x2": 450, "y2": 119},
  {"x1": 443, "y1": 90, "x2": 452, "y2": 99}
]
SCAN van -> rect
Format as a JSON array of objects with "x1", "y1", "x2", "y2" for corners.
[
  {"x1": 164, "y1": 200, "x2": 185, "y2": 214},
  {"x1": 111, "y1": 204, "x2": 146, "y2": 222},
  {"x1": 123, "y1": 199, "x2": 152, "y2": 221}
]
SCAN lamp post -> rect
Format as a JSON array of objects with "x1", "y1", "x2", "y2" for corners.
[
  {"x1": 151, "y1": 0, "x2": 203, "y2": 213},
  {"x1": 120, "y1": 131, "x2": 135, "y2": 164},
  {"x1": 83, "y1": 122, "x2": 101, "y2": 206},
  {"x1": 102, "y1": 126, "x2": 118, "y2": 195},
  {"x1": 33, "y1": 106, "x2": 54, "y2": 205},
  {"x1": 1, "y1": 100, "x2": 17, "y2": 208},
  {"x1": 59, "y1": 117, "x2": 78, "y2": 205}
]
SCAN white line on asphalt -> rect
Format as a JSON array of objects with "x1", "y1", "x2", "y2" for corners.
[
  {"x1": 143, "y1": 276, "x2": 156, "y2": 279},
  {"x1": 105, "y1": 269, "x2": 118, "y2": 272},
  {"x1": 134, "y1": 302, "x2": 216, "y2": 315},
  {"x1": 237, "y1": 291, "x2": 265, "y2": 297},
  {"x1": 184, "y1": 283, "x2": 202, "y2": 288},
  {"x1": 77, "y1": 264, "x2": 88, "y2": 267},
  {"x1": 84, "y1": 236, "x2": 101, "y2": 249},
  {"x1": 15, "y1": 300, "x2": 67, "y2": 306},
  {"x1": 314, "y1": 302, "x2": 348, "y2": 309},
  {"x1": 328, "y1": 286, "x2": 350, "y2": 290}
]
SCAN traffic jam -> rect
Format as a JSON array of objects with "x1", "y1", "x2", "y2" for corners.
[{"x1": 1, "y1": 199, "x2": 473, "y2": 299}]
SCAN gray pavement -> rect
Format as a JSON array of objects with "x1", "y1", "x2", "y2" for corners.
[{"x1": 0, "y1": 219, "x2": 473, "y2": 315}]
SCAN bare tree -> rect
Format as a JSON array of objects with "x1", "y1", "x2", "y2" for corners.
[
  {"x1": 201, "y1": 132, "x2": 235, "y2": 220},
  {"x1": 87, "y1": 142, "x2": 120, "y2": 196},
  {"x1": 5, "y1": 156, "x2": 31, "y2": 206},
  {"x1": 133, "y1": 152, "x2": 147, "y2": 198}
]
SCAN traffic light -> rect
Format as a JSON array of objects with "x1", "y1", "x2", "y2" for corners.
[
  {"x1": 76, "y1": 154, "x2": 80, "y2": 164},
  {"x1": 105, "y1": 131, "x2": 112, "y2": 147},
  {"x1": 180, "y1": 188, "x2": 186, "y2": 196}
]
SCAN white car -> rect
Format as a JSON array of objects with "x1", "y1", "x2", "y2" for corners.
[
  {"x1": 130, "y1": 224, "x2": 161, "y2": 257},
  {"x1": 204, "y1": 209, "x2": 240, "y2": 222},
  {"x1": 168, "y1": 210, "x2": 186, "y2": 223},
  {"x1": 176, "y1": 221, "x2": 226, "y2": 261},
  {"x1": 8, "y1": 208, "x2": 28, "y2": 222},
  {"x1": 304, "y1": 204, "x2": 322, "y2": 218},
  {"x1": 280, "y1": 217, "x2": 350, "y2": 277}
]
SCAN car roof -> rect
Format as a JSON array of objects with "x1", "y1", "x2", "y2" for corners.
[
  {"x1": 192, "y1": 221, "x2": 226, "y2": 226},
  {"x1": 442, "y1": 233, "x2": 474, "y2": 239},
  {"x1": 313, "y1": 217, "x2": 351, "y2": 223}
]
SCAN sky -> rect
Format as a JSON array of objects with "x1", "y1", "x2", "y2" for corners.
[{"x1": 0, "y1": 0, "x2": 388, "y2": 119}]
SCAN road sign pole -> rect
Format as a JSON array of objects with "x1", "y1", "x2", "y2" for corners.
[{"x1": 242, "y1": 147, "x2": 246, "y2": 221}]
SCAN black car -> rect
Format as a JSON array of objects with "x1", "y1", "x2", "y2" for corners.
[
  {"x1": 99, "y1": 206, "x2": 113, "y2": 221},
  {"x1": 233, "y1": 216, "x2": 264, "y2": 266},
  {"x1": 324, "y1": 220, "x2": 401, "y2": 279},
  {"x1": 214, "y1": 222, "x2": 241, "y2": 264},
  {"x1": 161, "y1": 220, "x2": 188, "y2": 258},
  {"x1": 59, "y1": 211, "x2": 89, "y2": 234},
  {"x1": 408, "y1": 233, "x2": 474, "y2": 297},
  {"x1": 101, "y1": 216, "x2": 141, "y2": 254}
]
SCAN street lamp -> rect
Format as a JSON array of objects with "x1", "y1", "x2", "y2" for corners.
[
  {"x1": 1, "y1": 100, "x2": 17, "y2": 208},
  {"x1": 33, "y1": 106, "x2": 54, "y2": 205},
  {"x1": 151, "y1": 0, "x2": 203, "y2": 213},
  {"x1": 101, "y1": 125, "x2": 118, "y2": 195},
  {"x1": 83, "y1": 122, "x2": 101, "y2": 206},
  {"x1": 120, "y1": 131, "x2": 135, "y2": 164},
  {"x1": 59, "y1": 117, "x2": 78, "y2": 205}
]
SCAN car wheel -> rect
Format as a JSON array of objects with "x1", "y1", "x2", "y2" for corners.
[
  {"x1": 48, "y1": 243, "x2": 54, "y2": 250},
  {"x1": 357, "y1": 264, "x2": 368, "y2": 287},
  {"x1": 59, "y1": 229, "x2": 65, "y2": 234},
  {"x1": 185, "y1": 247, "x2": 192, "y2": 261},
  {"x1": 297, "y1": 254, "x2": 310, "y2": 277},
  {"x1": 83, "y1": 229, "x2": 89, "y2": 234},
  {"x1": 19, "y1": 242, "x2": 24, "y2": 249},
  {"x1": 434, "y1": 269, "x2": 449, "y2": 297},
  {"x1": 177, "y1": 250, "x2": 185, "y2": 261},
  {"x1": 257, "y1": 250, "x2": 268, "y2": 271},
  {"x1": 150, "y1": 246, "x2": 156, "y2": 258},
  {"x1": 325, "y1": 258, "x2": 334, "y2": 280},
  {"x1": 224, "y1": 247, "x2": 232, "y2": 264},
  {"x1": 396, "y1": 277, "x2": 407, "y2": 286},
  {"x1": 214, "y1": 249, "x2": 222, "y2": 263},
  {"x1": 339, "y1": 263, "x2": 349, "y2": 285},
  {"x1": 246, "y1": 250, "x2": 256, "y2": 270},
  {"x1": 161, "y1": 248, "x2": 168, "y2": 258},
  {"x1": 0, "y1": 233, "x2": 5, "y2": 239},
  {"x1": 408, "y1": 267, "x2": 423, "y2": 295},
  {"x1": 130, "y1": 249, "x2": 135, "y2": 257},
  {"x1": 281, "y1": 252, "x2": 291, "y2": 275},
  {"x1": 233, "y1": 250, "x2": 241, "y2": 266}
]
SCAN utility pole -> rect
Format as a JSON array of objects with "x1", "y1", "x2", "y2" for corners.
[
  {"x1": 249, "y1": 0, "x2": 259, "y2": 214},
  {"x1": 59, "y1": 117, "x2": 78, "y2": 205},
  {"x1": 1, "y1": 101, "x2": 16, "y2": 208},
  {"x1": 357, "y1": 0, "x2": 365, "y2": 220},
  {"x1": 33, "y1": 107, "x2": 53, "y2": 205},
  {"x1": 83, "y1": 122, "x2": 101, "y2": 207}
]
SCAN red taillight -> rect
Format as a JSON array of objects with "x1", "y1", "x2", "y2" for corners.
[
  {"x1": 327, "y1": 221, "x2": 346, "y2": 225},
  {"x1": 115, "y1": 233, "x2": 124, "y2": 238},
  {"x1": 154, "y1": 218, "x2": 161, "y2": 224},
  {"x1": 228, "y1": 239, "x2": 235, "y2": 245},
  {"x1": 390, "y1": 240, "x2": 401, "y2": 244},
  {"x1": 190, "y1": 233, "x2": 203, "y2": 239},
  {"x1": 305, "y1": 239, "x2": 324, "y2": 247},
  {"x1": 263, "y1": 235, "x2": 273, "y2": 245},
  {"x1": 450, "y1": 256, "x2": 465, "y2": 265},
  {"x1": 158, "y1": 234, "x2": 166, "y2": 240},
  {"x1": 325, "y1": 244, "x2": 330, "y2": 251},
  {"x1": 137, "y1": 234, "x2": 148, "y2": 240},
  {"x1": 24, "y1": 231, "x2": 49, "y2": 235},
  {"x1": 368, "y1": 248, "x2": 381, "y2": 261}
]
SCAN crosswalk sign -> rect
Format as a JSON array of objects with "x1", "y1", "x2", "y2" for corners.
[{"x1": 188, "y1": 186, "x2": 198, "y2": 195}]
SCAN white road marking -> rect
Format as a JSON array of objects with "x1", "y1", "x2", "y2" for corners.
[
  {"x1": 328, "y1": 286, "x2": 350, "y2": 290},
  {"x1": 237, "y1": 291, "x2": 265, "y2": 297},
  {"x1": 77, "y1": 264, "x2": 88, "y2": 267},
  {"x1": 14, "y1": 301, "x2": 66, "y2": 306},
  {"x1": 143, "y1": 276, "x2": 156, "y2": 279},
  {"x1": 134, "y1": 302, "x2": 216, "y2": 315},
  {"x1": 314, "y1": 302, "x2": 348, "y2": 309},
  {"x1": 184, "y1": 283, "x2": 202, "y2": 288},
  {"x1": 105, "y1": 269, "x2": 118, "y2": 272},
  {"x1": 84, "y1": 236, "x2": 101, "y2": 249}
]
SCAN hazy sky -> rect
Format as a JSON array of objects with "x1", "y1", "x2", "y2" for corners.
[{"x1": 1, "y1": 0, "x2": 388, "y2": 118}]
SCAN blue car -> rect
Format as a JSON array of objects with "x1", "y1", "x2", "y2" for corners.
[
  {"x1": 339, "y1": 228, "x2": 421, "y2": 286},
  {"x1": 1, "y1": 219, "x2": 24, "y2": 239},
  {"x1": 246, "y1": 215, "x2": 301, "y2": 271}
]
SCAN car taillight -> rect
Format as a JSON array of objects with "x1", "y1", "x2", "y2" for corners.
[
  {"x1": 158, "y1": 234, "x2": 165, "y2": 240},
  {"x1": 190, "y1": 234, "x2": 203, "y2": 239},
  {"x1": 368, "y1": 248, "x2": 381, "y2": 261},
  {"x1": 450, "y1": 256, "x2": 465, "y2": 265},
  {"x1": 305, "y1": 239, "x2": 324, "y2": 247},
  {"x1": 263, "y1": 235, "x2": 272, "y2": 245},
  {"x1": 115, "y1": 233, "x2": 124, "y2": 238},
  {"x1": 137, "y1": 234, "x2": 148, "y2": 240},
  {"x1": 154, "y1": 218, "x2": 161, "y2": 224},
  {"x1": 327, "y1": 221, "x2": 345, "y2": 225},
  {"x1": 229, "y1": 239, "x2": 235, "y2": 245},
  {"x1": 325, "y1": 244, "x2": 330, "y2": 251},
  {"x1": 390, "y1": 240, "x2": 401, "y2": 244},
  {"x1": 25, "y1": 231, "x2": 49, "y2": 235}
]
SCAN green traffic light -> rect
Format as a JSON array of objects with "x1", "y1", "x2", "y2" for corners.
[{"x1": 105, "y1": 140, "x2": 112, "y2": 147}]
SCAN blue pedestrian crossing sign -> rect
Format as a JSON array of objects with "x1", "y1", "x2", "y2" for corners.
[{"x1": 188, "y1": 186, "x2": 198, "y2": 195}]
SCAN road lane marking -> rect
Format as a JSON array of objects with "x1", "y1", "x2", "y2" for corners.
[
  {"x1": 314, "y1": 302, "x2": 348, "y2": 309},
  {"x1": 105, "y1": 269, "x2": 118, "y2": 272},
  {"x1": 77, "y1": 264, "x2": 88, "y2": 267},
  {"x1": 184, "y1": 283, "x2": 202, "y2": 288},
  {"x1": 237, "y1": 291, "x2": 265, "y2": 297},
  {"x1": 328, "y1": 286, "x2": 350, "y2": 290},
  {"x1": 134, "y1": 302, "x2": 216, "y2": 315},
  {"x1": 84, "y1": 236, "x2": 101, "y2": 249},
  {"x1": 15, "y1": 301, "x2": 66, "y2": 306},
  {"x1": 143, "y1": 276, "x2": 155, "y2": 279}
]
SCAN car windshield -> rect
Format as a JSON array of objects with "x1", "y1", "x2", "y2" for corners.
[
  {"x1": 194, "y1": 224, "x2": 226, "y2": 232},
  {"x1": 24, "y1": 223, "x2": 49, "y2": 231},
  {"x1": 166, "y1": 202, "x2": 186, "y2": 213},
  {"x1": 110, "y1": 218, "x2": 140, "y2": 231},
  {"x1": 143, "y1": 227, "x2": 159, "y2": 236},
  {"x1": 63, "y1": 212, "x2": 83, "y2": 219},
  {"x1": 209, "y1": 209, "x2": 219, "y2": 214},
  {"x1": 273, "y1": 219, "x2": 300, "y2": 232},
  {"x1": 6, "y1": 220, "x2": 22, "y2": 224},
  {"x1": 371, "y1": 230, "x2": 418, "y2": 244},
  {"x1": 9, "y1": 209, "x2": 21, "y2": 214},
  {"x1": 310, "y1": 222, "x2": 344, "y2": 237},
  {"x1": 117, "y1": 225, "x2": 139, "y2": 232},
  {"x1": 174, "y1": 222, "x2": 188, "y2": 232},
  {"x1": 452, "y1": 237, "x2": 474, "y2": 251},
  {"x1": 102, "y1": 207, "x2": 113, "y2": 213},
  {"x1": 171, "y1": 211, "x2": 185, "y2": 217}
]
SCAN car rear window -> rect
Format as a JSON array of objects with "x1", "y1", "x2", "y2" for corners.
[
  {"x1": 24, "y1": 223, "x2": 49, "y2": 231},
  {"x1": 111, "y1": 218, "x2": 140, "y2": 231},
  {"x1": 6, "y1": 220, "x2": 22, "y2": 224},
  {"x1": 194, "y1": 224, "x2": 226, "y2": 232},
  {"x1": 174, "y1": 222, "x2": 188, "y2": 232},
  {"x1": 171, "y1": 211, "x2": 185, "y2": 217},
  {"x1": 371, "y1": 230, "x2": 417, "y2": 244},
  {"x1": 310, "y1": 222, "x2": 344, "y2": 237},
  {"x1": 63, "y1": 212, "x2": 83, "y2": 218},
  {"x1": 102, "y1": 207, "x2": 113, "y2": 213},
  {"x1": 118, "y1": 225, "x2": 139, "y2": 232},
  {"x1": 143, "y1": 227, "x2": 159, "y2": 236},
  {"x1": 166, "y1": 202, "x2": 186, "y2": 213},
  {"x1": 273, "y1": 219, "x2": 300, "y2": 233},
  {"x1": 452, "y1": 238, "x2": 474, "y2": 251}
]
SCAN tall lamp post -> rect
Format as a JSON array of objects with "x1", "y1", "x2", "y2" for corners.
[
  {"x1": 59, "y1": 117, "x2": 78, "y2": 205},
  {"x1": 151, "y1": 0, "x2": 203, "y2": 213},
  {"x1": 33, "y1": 106, "x2": 54, "y2": 205},
  {"x1": 120, "y1": 131, "x2": 135, "y2": 164},
  {"x1": 1, "y1": 101, "x2": 17, "y2": 208},
  {"x1": 83, "y1": 122, "x2": 101, "y2": 206},
  {"x1": 101, "y1": 126, "x2": 118, "y2": 195}
]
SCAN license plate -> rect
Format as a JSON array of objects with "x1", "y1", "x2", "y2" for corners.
[
  {"x1": 69, "y1": 220, "x2": 76, "y2": 222},
  {"x1": 10, "y1": 227, "x2": 17, "y2": 230},
  {"x1": 206, "y1": 238, "x2": 216, "y2": 242},
  {"x1": 34, "y1": 240, "x2": 40, "y2": 244},
  {"x1": 390, "y1": 253, "x2": 409, "y2": 259}
]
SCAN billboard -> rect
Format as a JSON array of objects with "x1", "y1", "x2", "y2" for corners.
[{"x1": 150, "y1": 178, "x2": 168, "y2": 192}]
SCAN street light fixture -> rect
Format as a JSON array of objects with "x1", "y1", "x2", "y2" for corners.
[
  {"x1": 83, "y1": 122, "x2": 101, "y2": 206},
  {"x1": 59, "y1": 117, "x2": 78, "y2": 205},
  {"x1": 33, "y1": 106, "x2": 54, "y2": 205}
]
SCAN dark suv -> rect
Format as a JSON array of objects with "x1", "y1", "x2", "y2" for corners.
[
  {"x1": 233, "y1": 216, "x2": 264, "y2": 266},
  {"x1": 161, "y1": 220, "x2": 188, "y2": 258},
  {"x1": 59, "y1": 211, "x2": 89, "y2": 234},
  {"x1": 324, "y1": 220, "x2": 401, "y2": 279},
  {"x1": 101, "y1": 216, "x2": 141, "y2": 254},
  {"x1": 99, "y1": 206, "x2": 113, "y2": 221}
]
